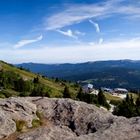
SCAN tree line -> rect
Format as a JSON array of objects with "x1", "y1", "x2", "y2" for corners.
[
  {"x1": 63, "y1": 85, "x2": 110, "y2": 110},
  {"x1": 0, "y1": 70, "x2": 51, "y2": 97},
  {"x1": 113, "y1": 94, "x2": 140, "y2": 118}
]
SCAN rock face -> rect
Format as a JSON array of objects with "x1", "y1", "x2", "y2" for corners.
[
  {"x1": 0, "y1": 111, "x2": 16, "y2": 139},
  {"x1": 0, "y1": 97, "x2": 140, "y2": 140}
]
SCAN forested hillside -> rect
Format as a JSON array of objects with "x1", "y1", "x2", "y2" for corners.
[{"x1": 17, "y1": 60, "x2": 140, "y2": 90}]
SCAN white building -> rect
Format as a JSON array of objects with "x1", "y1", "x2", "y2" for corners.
[
  {"x1": 82, "y1": 84, "x2": 93, "y2": 93},
  {"x1": 101, "y1": 87, "x2": 113, "y2": 93},
  {"x1": 114, "y1": 88, "x2": 128, "y2": 94}
]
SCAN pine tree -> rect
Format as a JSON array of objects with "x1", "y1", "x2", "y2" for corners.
[
  {"x1": 55, "y1": 77, "x2": 59, "y2": 82},
  {"x1": 113, "y1": 94, "x2": 137, "y2": 118},
  {"x1": 125, "y1": 94, "x2": 130, "y2": 103},
  {"x1": 136, "y1": 94, "x2": 140, "y2": 115},
  {"x1": 98, "y1": 89, "x2": 110, "y2": 109},
  {"x1": 130, "y1": 94, "x2": 134, "y2": 105},
  {"x1": 33, "y1": 76, "x2": 39, "y2": 84},
  {"x1": 63, "y1": 85, "x2": 71, "y2": 98},
  {"x1": 98, "y1": 89, "x2": 106, "y2": 105},
  {"x1": 136, "y1": 94, "x2": 140, "y2": 107},
  {"x1": 76, "y1": 87, "x2": 83, "y2": 100}
]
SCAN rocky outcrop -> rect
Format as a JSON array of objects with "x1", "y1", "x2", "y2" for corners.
[
  {"x1": 0, "y1": 97, "x2": 140, "y2": 140},
  {"x1": 36, "y1": 98, "x2": 116, "y2": 135},
  {"x1": 0, "y1": 111, "x2": 16, "y2": 139}
]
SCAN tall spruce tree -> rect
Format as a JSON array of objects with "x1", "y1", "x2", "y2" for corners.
[
  {"x1": 136, "y1": 94, "x2": 140, "y2": 107},
  {"x1": 76, "y1": 87, "x2": 83, "y2": 100},
  {"x1": 63, "y1": 85, "x2": 71, "y2": 98},
  {"x1": 98, "y1": 89, "x2": 110, "y2": 109},
  {"x1": 98, "y1": 89, "x2": 106, "y2": 105}
]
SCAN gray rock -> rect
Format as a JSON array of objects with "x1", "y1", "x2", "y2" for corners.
[
  {"x1": 18, "y1": 126, "x2": 76, "y2": 140},
  {"x1": 0, "y1": 97, "x2": 140, "y2": 140},
  {"x1": 33, "y1": 98, "x2": 114, "y2": 135},
  {"x1": 0, "y1": 110, "x2": 16, "y2": 139},
  {"x1": 0, "y1": 97, "x2": 37, "y2": 128}
]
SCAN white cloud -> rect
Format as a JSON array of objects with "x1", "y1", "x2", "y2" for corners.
[
  {"x1": 45, "y1": 3, "x2": 110, "y2": 30},
  {"x1": 1, "y1": 38, "x2": 140, "y2": 64},
  {"x1": 89, "y1": 42, "x2": 95, "y2": 46},
  {"x1": 99, "y1": 38, "x2": 103, "y2": 44},
  {"x1": 14, "y1": 35, "x2": 43, "y2": 49},
  {"x1": 75, "y1": 30, "x2": 85, "y2": 36},
  {"x1": 45, "y1": 0, "x2": 140, "y2": 30},
  {"x1": 89, "y1": 20, "x2": 100, "y2": 33},
  {"x1": 56, "y1": 29, "x2": 85, "y2": 39},
  {"x1": 56, "y1": 29, "x2": 79, "y2": 39}
]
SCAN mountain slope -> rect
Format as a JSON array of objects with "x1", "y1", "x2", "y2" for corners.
[
  {"x1": 0, "y1": 60, "x2": 79, "y2": 98},
  {"x1": 17, "y1": 60, "x2": 140, "y2": 90}
]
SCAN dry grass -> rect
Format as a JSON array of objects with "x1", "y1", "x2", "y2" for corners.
[{"x1": 104, "y1": 93, "x2": 122, "y2": 101}]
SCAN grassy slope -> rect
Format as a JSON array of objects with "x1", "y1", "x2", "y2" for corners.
[
  {"x1": 0, "y1": 61, "x2": 78, "y2": 98},
  {"x1": 104, "y1": 93, "x2": 122, "y2": 101},
  {"x1": 104, "y1": 92, "x2": 138, "y2": 102}
]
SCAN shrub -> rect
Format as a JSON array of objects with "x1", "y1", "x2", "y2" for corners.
[
  {"x1": 110, "y1": 100, "x2": 121, "y2": 106},
  {"x1": 15, "y1": 120, "x2": 27, "y2": 132},
  {"x1": 36, "y1": 111, "x2": 43, "y2": 120},
  {"x1": 20, "y1": 92, "x2": 30, "y2": 97},
  {"x1": 32, "y1": 119, "x2": 42, "y2": 128},
  {"x1": 0, "y1": 93, "x2": 5, "y2": 98}
]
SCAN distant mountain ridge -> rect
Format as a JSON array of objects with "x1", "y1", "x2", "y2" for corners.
[{"x1": 16, "y1": 60, "x2": 140, "y2": 90}]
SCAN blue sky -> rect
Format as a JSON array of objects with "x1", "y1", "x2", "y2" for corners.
[{"x1": 0, "y1": 0, "x2": 140, "y2": 63}]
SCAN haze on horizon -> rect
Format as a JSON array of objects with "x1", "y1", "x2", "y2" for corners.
[{"x1": 0, "y1": 0, "x2": 140, "y2": 64}]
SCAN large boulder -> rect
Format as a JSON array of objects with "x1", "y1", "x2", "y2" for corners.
[
  {"x1": 32, "y1": 97, "x2": 114, "y2": 135},
  {"x1": 0, "y1": 97, "x2": 140, "y2": 140}
]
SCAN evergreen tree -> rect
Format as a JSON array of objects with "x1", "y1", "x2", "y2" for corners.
[
  {"x1": 84, "y1": 93, "x2": 91, "y2": 103},
  {"x1": 125, "y1": 94, "x2": 130, "y2": 103},
  {"x1": 113, "y1": 94, "x2": 138, "y2": 118},
  {"x1": 31, "y1": 83, "x2": 43, "y2": 96},
  {"x1": 136, "y1": 94, "x2": 140, "y2": 107},
  {"x1": 55, "y1": 78, "x2": 59, "y2": 82},
  {"x1": 136, "y1": 94, "x2": 140, "y2": 115},
  {"x1": 63, "y1": 85, "x2": 71, "y2": 98},
  {"x1": 33, "y1": 76, "x2": 39, "y2": 84},
  {"x1": 76, "y1": 87, "x2": 83, "y2": 100},
  {"x1": 15, "y1": 78, "x2": 25, "y2": 91},
  {"x1": 97, "y1": 89, "x2": 110, "y2": 110},
  {"x1": 98, "y1": 89, "x2": 106, "y2": 105},
  {"x1": 130, "y1": 94, "x2": 134, "y2": 106}
]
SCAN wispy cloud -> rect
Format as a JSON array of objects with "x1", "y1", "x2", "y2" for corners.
[
  {"x1": 75, "y1": 30, "x2": 85, "y2": 36},
  {"x1": 89, "y1": 20, "x2": 100, "y2": 33},
  {"x1": 14, "y1": 35, "x2": 43, "y2": 49},
  {"x1": 45, "y1": 0, "x2": 140, "y2": 30},
  {"x1": 56, "y1": 29, "x2": 78, "y2": 39},
  {"x1": 99, "y1": 38, "x2": 103, "y2": 44},
  {"x1": 45, "y1": 3, "x2": 110, "y2": 30}
]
